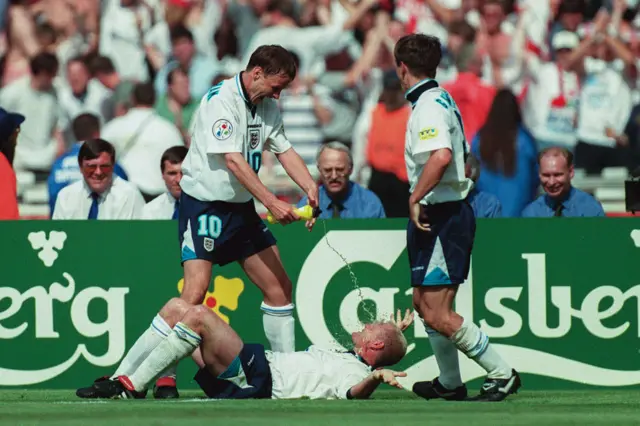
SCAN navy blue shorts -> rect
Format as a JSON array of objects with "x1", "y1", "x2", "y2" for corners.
[
  {"x1": 178, "y1": 192, "x2": 276, "y2": 266},
  {"x1": 194, "y1": 344, "x2": 273, "y2": 399},
  {"x1": 407, "y1": 200, "x2": 475, "y2": 286}
]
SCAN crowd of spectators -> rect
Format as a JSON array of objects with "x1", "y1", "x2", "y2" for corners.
[{"x1": 0, "y1": 0, "x2": 638, "y2": 220}]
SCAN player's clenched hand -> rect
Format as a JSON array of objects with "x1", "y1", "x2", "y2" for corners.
[
  {"x1": 268, "y1": 199, "x2": 300, "y2": 225},
  {"x1": 373, "y1": 370, "x2": 407, "y2": 389},
  {"x1": 390, "y1": 309, "x2": 414, "y2": 332},
  {"x1": 409, "y1": 200, "x2": 431, "y2": 232}
]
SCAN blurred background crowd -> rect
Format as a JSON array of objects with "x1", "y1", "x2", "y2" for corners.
[{"x1": 0, "y1": 0, "x2": 639, "y2": 220}]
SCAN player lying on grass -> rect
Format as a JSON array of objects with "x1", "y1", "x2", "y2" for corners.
[{"x1": 77, "y1": 299, "x2": 414, "y2": 400}]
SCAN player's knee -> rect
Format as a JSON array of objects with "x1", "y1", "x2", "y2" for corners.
[
  {"x1": 426, "y1": 313, "x2": 459, "y2": 338},
  {"x1": 181, "y1": 304, "x2": 212, "y2": 332},
  {"x1": 159, "y1": 298, "x2": 192, "y2": 326},
  {"x1": 261, "y1": 280, "x2": 292, "y2": 306}
]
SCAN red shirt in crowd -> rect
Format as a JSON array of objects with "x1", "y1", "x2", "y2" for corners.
[
  {"x1": 443, "y1": 73, "x2": 496, "y2": 144},
  {"x1": 0, "y1": 152, "x2": 19, "y2": 219}
]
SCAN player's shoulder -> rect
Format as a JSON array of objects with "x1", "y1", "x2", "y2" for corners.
[
  {"x1": 414, "y1": 87, "x2": 451, "y2": 114},
  {"x1": 200, "y1": 77, "x2": 237, "y2": 108}
]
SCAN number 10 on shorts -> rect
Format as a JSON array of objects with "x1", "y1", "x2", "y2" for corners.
[{"x1": 197, "y1": 214, "x2": 222, "y2": 238}]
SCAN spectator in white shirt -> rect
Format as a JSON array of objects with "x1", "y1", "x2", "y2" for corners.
[
  {"x1": 101, "y1": 82, "x2": 185, "y2": 201},
  {"x1": 0, "y1": 52, "x2": 63, "y2": 172},
  {"x1": 142, "y1": 145, "x2": 188, "y2": 220},
  {"x1": 58, "y1": 56, "x2": 112, "y2": 144},
  {"x1": 53, "y1": 138, "x2": 145, "y2": 220},
  {"x1": 572, "y1": 29, "x2": 632, "y2": 174},
  {"x1": 99, "y1": 0, "x2": 155, "y2": 82}
]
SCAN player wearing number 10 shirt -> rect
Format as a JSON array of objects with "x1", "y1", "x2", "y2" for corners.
[{"x1": 179, "y1": 45, "x2": 318, "y2": 353}]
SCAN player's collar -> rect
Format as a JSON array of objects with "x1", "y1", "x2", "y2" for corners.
[
  {"x1": 235, "y1": 73, "x2": 257, "y2": 116},
  {"x1": 405, "y1": 78, "x2": 439, "y2": 108},
  {"x1": 346, "y1": 350, "x2": 371, "y2": 367}
]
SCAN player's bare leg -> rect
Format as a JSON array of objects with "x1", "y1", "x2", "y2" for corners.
[
  {"x1": 126, "y1": 302, "x2": 244, "y2": 392},
  {"x1": 76, "y1": 297, "x2": 193, "y2": 399},
  {"x1": 240, "y1": 245, "x2": 295, "y2": 352},
  {"x1": 149, "y1": 259, "x2": 213, "y2": 398},
  {"x1": 413, "y1": 286, "x2": 521, "y2": 402},
  {"x1": 181, "y1": 259, "x2": 214, "y2": 304},
  {"x1": 101, "y1": 260, "x2": 211, "y2": 398},
  {"x1": 410, "y1": 285, "x2": 466, "y2": 400}
]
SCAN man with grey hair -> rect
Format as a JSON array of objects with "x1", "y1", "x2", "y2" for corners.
[
  {"x1": 297, "y1": 142, "x2": 386, "y2": 219},
  {"x1": 465, "y1": 155, "x2": 502, "y2": 218}
]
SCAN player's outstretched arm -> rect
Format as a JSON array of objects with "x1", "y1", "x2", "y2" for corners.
[
  {"x1": 347, "y1": 369, "x2": 407, "y2": 400},
  {"x1": 275, "y1": 148, "x2": 319, "y2": 208},
  {"x1": 224, "y1": 152, "x2": 299, "y2": 224}
]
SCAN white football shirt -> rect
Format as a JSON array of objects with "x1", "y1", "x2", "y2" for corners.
[
  {"x1": 522, "y1": 62, "x2": 580, "y2": 148},
  {"x1": 404, "y1": 80, "x2": 473, "y2": 205},
  {"x1": 576, "y1": 58, "x2": 632, "y2": 148},
  {"x1": 180, "y1": 74, "x2": 292, "y2": 203},
  {"x1": 266, "y1": 346, "x2": 371, "y2": 400}
]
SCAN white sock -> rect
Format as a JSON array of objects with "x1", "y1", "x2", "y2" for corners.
[
  {"x1": 450, "y1": 317, "x2": 511, "y2": 379},
  {"x1": 424, "y1": 322, "x2": 463, "y2": 389},
  {"x1": 128, "y1": 322, "x2": 201, "y2": 391},
  {"x1": 111, "y1": 314, "x2": 171, "y2": 379},
  {"x1": 261, "y1": 302, "x2": 295, "y2": 352}
]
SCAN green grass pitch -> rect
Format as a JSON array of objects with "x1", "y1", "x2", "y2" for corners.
[{"x1": 1, "y1": 389, "x2": 640, "y2": 425}]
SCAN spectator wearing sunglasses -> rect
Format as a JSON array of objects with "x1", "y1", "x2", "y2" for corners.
[
  {"x1": 47, "y1": 114, "x2": 128, "y2": 218},
  {"x1": 52, "y1": 139, "x2": 145, "y2": 220}
]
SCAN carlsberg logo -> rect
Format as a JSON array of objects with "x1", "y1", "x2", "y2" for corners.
[
  {"x1": 296, "y1": 230, "x2": 640, "y2": 388},
  {"x1": 0, "y1": 273, "x2": 128, "y2": 386}
]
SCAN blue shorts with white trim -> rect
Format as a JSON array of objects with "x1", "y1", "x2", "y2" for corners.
[
  {"x1": 194, "y1": 343, "x2": 272, "y2": 399},
  {"x1": 178, "y1": 192, "x2": 276, "y2": 266},
  {"x1": 407, "y1": 200, "x2": 475, "y2": 286}
]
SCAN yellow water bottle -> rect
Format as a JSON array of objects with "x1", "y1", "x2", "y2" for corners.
[{"x1": 267, "y1": 205, "x2": 315, "y2": 224}]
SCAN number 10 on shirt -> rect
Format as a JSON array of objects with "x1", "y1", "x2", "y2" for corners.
[
  {"x1": 197, "y1": 214, "x2": 222, "y2": 238},
  {"x1": 247, "y1": 151, "x2": 261, "y2": 173}
]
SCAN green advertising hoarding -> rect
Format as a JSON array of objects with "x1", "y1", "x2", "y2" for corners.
[{"x1": 1, "y1": 218, "x2": 639, "y2": 391}]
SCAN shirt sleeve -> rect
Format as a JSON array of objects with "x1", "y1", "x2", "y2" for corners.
[
  {"x1": 520, "y1": 201, "x2": 537, "y2": 218},
  {"x1": 141, "y1": 203, "x2": 153, "y2": 220},
  {"x1": 130, "y1": 190, "x2": 146, "y2": 219},
  {"x1": 586, "y1": 198, "x2": 606, "y2": 217},
  {"x1": 369, "y1": 194, "x2": 386, "y2": 218},
  {"x1": 52, "y1": 189, "x2": 68, "y2": 220},
  {"x1": 202, "y1": 97, "x2": 244, "y2": 155},
  {"x1": 490, "y1": 197, "x2": 503, "y2": 218},
  {"x1": 264, "y1": 105, "x2": 292, "y2": 154},
  {"x1": 335, "y1": 373, "x2": 369, "y2": 400},
  {"x1": 410, "y1": 100, "x2": 452, "y2": 156}
]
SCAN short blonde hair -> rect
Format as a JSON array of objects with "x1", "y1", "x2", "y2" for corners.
[
  {"x1": 538, "y1": 146, "x2": 573, "y2": 167},
  {"x1": 374, "y1": 322, "x2": 408, "y2": 367}
]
